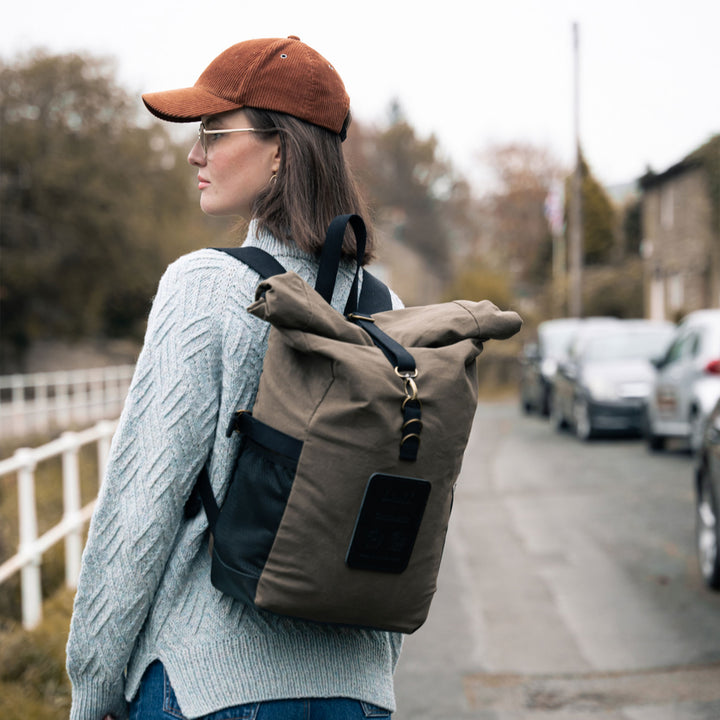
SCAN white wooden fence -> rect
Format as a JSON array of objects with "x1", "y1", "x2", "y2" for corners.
[
  {"x1": 0, "y1": 420, "x2": 117, "y2": 629},
  {"x1": 0, "y1": 365, "x2": 134, "y2": 439}
]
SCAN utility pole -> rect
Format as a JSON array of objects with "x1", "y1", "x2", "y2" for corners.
[{"x1": 569, "y1": 21, "x2": 584, "y2": 317}]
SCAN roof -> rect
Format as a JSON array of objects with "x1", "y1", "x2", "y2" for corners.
[{"x1": 639, "y1": 134, "x2": 719, "y2": 190}]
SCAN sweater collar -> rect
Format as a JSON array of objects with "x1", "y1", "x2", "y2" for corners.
[
  {"x1": 241, "y1": 220, "x2": 316, "y2": 263},
  {"x1": 241, "y1": 220, "x2": 359, "y2": 276}
]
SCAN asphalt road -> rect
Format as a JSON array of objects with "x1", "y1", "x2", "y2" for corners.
[{"x1": 393, "y1": 399, "x2": 720, "y2": 720}]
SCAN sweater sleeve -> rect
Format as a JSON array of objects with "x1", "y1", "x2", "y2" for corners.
[{"x1": 66, "y1": 253, "x2": 235, "y2": 720}]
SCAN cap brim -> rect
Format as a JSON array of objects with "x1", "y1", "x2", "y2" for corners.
[{"x1": 142, "y1": 86, "x2": 244, "y2": 123}]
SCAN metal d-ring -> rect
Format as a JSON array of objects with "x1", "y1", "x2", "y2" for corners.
[{"x1": 395, "y1": 367, "x2": 418, "y2": 402}]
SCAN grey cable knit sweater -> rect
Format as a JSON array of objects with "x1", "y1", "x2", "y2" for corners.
[{"x1": 66, "y1": 222, "x2": 404, "y2": 720}]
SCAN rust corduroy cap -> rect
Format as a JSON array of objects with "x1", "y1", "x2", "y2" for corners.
[{"x1": 142, "y1": 36, "x2": 350, "y2": 136}]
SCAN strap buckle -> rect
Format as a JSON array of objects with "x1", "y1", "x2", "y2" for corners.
[
  {"x1": 226, "y1": 410, "x2": 250, "y2": 437},
  {"x1": 347, "y1": 313, "x2": 375, "y2": 323}
]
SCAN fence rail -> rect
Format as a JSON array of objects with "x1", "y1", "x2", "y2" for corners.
[
  {"x1": 0, "y1": 365, "x2": 134, "y2": 439},
  {"x1": 0, "y1": 419, "x2": 117, "y2": 629}
]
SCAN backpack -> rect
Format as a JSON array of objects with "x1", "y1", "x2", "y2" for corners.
[{"x1": 194, "y1": 214, "x2": 522, "y2": 633}]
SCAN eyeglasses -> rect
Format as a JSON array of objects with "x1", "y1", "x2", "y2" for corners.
[{"x1": 197, "y1": 122, "x2": 263, "y2": 156}]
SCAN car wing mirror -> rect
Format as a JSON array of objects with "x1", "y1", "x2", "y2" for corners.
[{"x1": 522, "y1": 342, "x2": 540, "y2": 361}]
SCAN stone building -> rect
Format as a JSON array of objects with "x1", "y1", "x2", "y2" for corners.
[
  {"x1": 639, "y1": 135, "x2": 719, "y2": 321},
  {"x1": 370, "y1": 209, "x2": 447, "y2": 307}
]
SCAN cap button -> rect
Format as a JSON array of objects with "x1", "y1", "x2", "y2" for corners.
[{"x1": 288, "y1": 35, "x2": 301, "y2": 41}]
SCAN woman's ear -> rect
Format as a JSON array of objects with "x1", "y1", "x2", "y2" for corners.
[{"x1": 270, "y1": 136, "x2": 282, "y2": 174}]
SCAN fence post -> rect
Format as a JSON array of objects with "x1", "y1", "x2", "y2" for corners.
[
  {"x1": 61, "y1": 432, "x2": 83, "y2": 589},
  {"x1": 34, "y1": 372, "x2": 50, "y2": 436},
  {"x1": 11, "y1": 374, "x2": 27, "y2": 438},
  {"x1": 16, "y1": 447, "x2": 42, "y2": 630},
  {"x1": 55, "y1": 371, "x2": 71, "y2": 428},
  {"x1": 71, "y1": 370, "x2": 88, "y2": 426},
  {"x1": 96, "y1": 420, "x2": 114, "y2": 489},
  {"x1": 104, "y1": 366, "x2": 121, "y2": 417},
  {"x1": 88, "y1": 368, "x2": 104, "y2": 423}
]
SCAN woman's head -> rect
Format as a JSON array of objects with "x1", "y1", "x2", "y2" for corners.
[
  {"x1": 143, "y1": 36, "x2": 375, "y2": 262},
  {"x1": 186, "y1": 109, "x2": 281, "y2": 219}
]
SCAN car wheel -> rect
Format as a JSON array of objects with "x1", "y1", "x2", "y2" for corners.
[
  {"x1": 696, "y1": 468, "x2": 720, "y2": 590},
  {"x1": 690, "y1": 409, "x2": 705, "y2": 454},
  {"x1": 574, "y1": 397, "x2": 593, "y2": 441},
  {"x1": 551, "y1": 392, "x2": 566, "y2": 430},
  {"x1": 644, "y1": 409, "x2": 665, "y2": 451},
  {"x1": 540, "y1": 389, "x2": 551, "y2": 417}
]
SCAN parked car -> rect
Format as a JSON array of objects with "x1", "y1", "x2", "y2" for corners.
[
  {"x1": 552, "y1": 319, "x2": 675, "y2": 440},
  {"x1": 551, "y1": 318, "x2": 621, "y2": 431},
  {"x1": 519, "y1": 318, "x2": 581, "y2": 416},
  {"x1": 645, "y1": 309, "x2": 720, "y2": 453},
  {"x1": 694, "y1": 398, "x2": 720, "y2": 590}
]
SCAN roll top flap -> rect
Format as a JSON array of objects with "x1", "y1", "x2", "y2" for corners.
[
  {"x1": 247, "y1": 272, "x2": 522, "y2": 349},
  {"x1": 368, "y1": 299, "x2": 522, "y2": 348},
  {"x1": 247, "y1": 272, "x2": 374, "y2": 346}
]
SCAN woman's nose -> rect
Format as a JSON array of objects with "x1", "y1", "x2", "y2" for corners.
[{"x1": 188, "y1": 139, "x2": 206, "y2": 167}]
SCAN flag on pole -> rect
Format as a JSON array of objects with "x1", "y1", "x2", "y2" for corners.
[{"x1": 544, "y1": 181, "x2": 565, "y2": 237}]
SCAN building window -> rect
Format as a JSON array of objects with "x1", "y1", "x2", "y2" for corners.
[
  {"x1": 668, "y1": 273, "x2": 684, "y2": 311},
  {"x1": 661, "y1": 186, "x2": 674, "y2": 229},
  {"x1": 650, "y1": 272, "x2": 665, "y2": 321}
]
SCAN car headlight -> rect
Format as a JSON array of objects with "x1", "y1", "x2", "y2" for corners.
[
  {"x1": 584, "y1": 375, "x2": 619, "y2": 401},
  {"x1": 584, "y1": 375, "x2": 651, "y2": 402},
  {"x1": 541, "y1": 358, "x2": 558, "y2": 378}
]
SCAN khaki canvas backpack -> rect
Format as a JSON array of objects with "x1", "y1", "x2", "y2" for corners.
[{"x1": 195, "y1": 215, "x2": 522, "y2": 633}]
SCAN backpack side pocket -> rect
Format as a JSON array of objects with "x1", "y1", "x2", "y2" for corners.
[{"x1": 211, "y1": 419, "x2": 302, "y2": 605}]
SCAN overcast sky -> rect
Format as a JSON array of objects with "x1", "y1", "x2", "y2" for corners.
[{"x1": 3, "y1": 0, "x2": 718, "y2": 191}]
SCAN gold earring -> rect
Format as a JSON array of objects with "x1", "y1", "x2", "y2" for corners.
[{"x1": 269, "y1": 173, "x2": 278, "y2": 185}]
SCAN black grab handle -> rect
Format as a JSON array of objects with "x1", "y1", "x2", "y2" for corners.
[
  {"x1": 215, "y1": 216, "x2": 390, "y2": 315},
  {"x1": 314, "y1": 214, "x2": 366, "y2": 312}
]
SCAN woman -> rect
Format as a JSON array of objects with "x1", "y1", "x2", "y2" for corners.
[{"x1": 66, "y1": 36, "x2": 403, "y2": 720}]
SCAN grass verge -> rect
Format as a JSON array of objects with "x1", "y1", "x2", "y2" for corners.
[{"x1": 0, "y1": 587, "x2": 74, "y2": 718}]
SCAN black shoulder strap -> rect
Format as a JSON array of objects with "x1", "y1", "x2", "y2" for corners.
[
  {"x1": 215, "y1": 242, "x2": 392, "y2": 313},
  {"x1": 185, "y1": 246, "x2": 285, "y2": 523},
  {"x1": 214, "y1": 246, "x2": 286, "y2": 278},
  {"x1": 357, "y1": 270, "x2": 392, "y2": 314}
]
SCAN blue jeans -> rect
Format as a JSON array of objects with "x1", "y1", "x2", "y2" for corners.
[{"x1": 129, "y1": 661, "x2": 392, "y2": 720}]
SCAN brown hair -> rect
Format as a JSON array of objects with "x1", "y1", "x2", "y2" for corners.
[{"x1": 243, "y1": 108, "x2": 376, "y2": 264}]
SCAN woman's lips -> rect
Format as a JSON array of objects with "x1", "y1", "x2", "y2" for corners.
[{"x1": 198, "y1": 176, "x2": 210, "y2": 190}]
